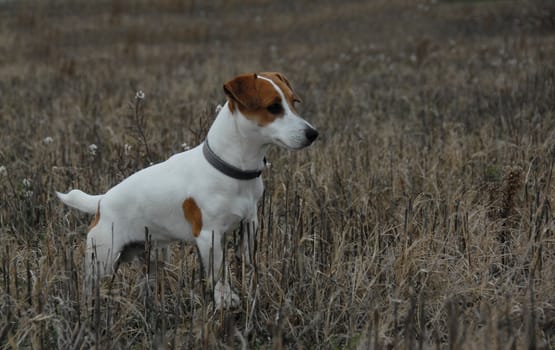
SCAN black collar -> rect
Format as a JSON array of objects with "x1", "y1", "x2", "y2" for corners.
[{"x1": 202, "y1": 139, "x2": 264, "y2": 180}]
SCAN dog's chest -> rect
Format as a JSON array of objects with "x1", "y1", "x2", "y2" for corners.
[
  {"x1": 204, "y1": 178, "x2": 263, "y2": 231},
  {"x1": 229, "y1": 178, "x2": 263, "y2": 215}
]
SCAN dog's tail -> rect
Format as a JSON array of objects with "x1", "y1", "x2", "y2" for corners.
[{"x1": 56, "y1": 190, "x2": 103, "y2": 214}]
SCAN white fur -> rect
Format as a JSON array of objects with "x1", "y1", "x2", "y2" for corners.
[
  {"x1": 57, "y1": 73, "x2": 317, "y2": 308},
  {"x1": 56, "y1": 190, "x2": 101, "y2": 214}
]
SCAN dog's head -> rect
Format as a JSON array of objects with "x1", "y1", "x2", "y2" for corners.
[{"x1": 223, "y1": 72, "x2": 318, "y2": 150}]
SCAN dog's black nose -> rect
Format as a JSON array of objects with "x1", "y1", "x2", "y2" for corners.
[{"x1": 305, "y1": 127, "x2": 319, "y2": 142}]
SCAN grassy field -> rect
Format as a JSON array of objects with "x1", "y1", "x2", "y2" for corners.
[{"x1": 1, "y1": 0, "x2": 554, "y2": 348}]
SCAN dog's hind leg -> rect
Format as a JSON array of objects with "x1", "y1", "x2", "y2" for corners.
[{"x1": 84, "y1": 224, "x2": 123, "y2": 294}]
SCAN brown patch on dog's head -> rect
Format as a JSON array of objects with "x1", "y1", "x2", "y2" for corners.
[
  {"x1": 88, "y1": 202, "x2": 101, "y2": 230},
  {"x1": 182, "y1": 197, "x2": 202, "y2": 237},
  {"x1": 223, "y1": 72, "x2": 301, "y2": 126},
  {"x1": 259, "y1": 72, "x2": 302, "y2": 112}
]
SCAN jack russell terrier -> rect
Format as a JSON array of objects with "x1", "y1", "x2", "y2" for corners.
[{"x1": 57, "y1": 72, "x2": 318, "y2": 308}]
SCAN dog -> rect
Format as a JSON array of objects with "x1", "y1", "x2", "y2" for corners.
[{"x1": 57, "y1": 72, "x2": 318, "y2": 308}]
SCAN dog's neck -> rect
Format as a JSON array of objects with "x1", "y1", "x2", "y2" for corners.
[{"x1": 205, "y1": 102, "x2": 268, "y2": 172}]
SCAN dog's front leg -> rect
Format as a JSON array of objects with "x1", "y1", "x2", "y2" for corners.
[
  {"x1": 241, "y1": 218, "x2": 258, "y2": 266},
  {"x1": 196, "y1": 229, "x2": 239, "y2": 308}
]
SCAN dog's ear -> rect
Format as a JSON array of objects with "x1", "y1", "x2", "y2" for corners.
[
  {"x1": 272, "y1": 72, "x2": 302, "y2": 103},
  {"x1": 223, "y1": 73, "x2": 260, "y2": 110},
  {"x1": 274, "y1": 72, "x2": 292, "y2": 89}
]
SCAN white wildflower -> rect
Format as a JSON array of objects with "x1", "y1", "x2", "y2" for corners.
[
  {"x1": 22, "y1": 178, "x2": 31, "y2": 187},
  {"x1": 0, "y1": 166, "x2": 6, "y2": 176},
  {"x1": 24, "y1": 190, "x2": 33, "y2": 198},
  {"x1": 42, "y1": 136, "x2": 54, "y2": 145},
  {"x1": 88, "y1": 144, "x2": 98, "y2": 156},
  {"x1": 181, "y1": 142, "x2": 190, "y2": 151},
  {"x1": 124, "y1": 144, "x2": 132, "y2": 155},
  {"x1": 135, "y1": 90, "x2": 145, "y2": 100}
]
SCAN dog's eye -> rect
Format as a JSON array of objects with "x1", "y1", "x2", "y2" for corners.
[{"x1": 267, "y1": 103, "x2": 283, "y2": 115}]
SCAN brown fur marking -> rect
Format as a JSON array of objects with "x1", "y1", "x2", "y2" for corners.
[
  {"x1": 223, "y1": 72, "x2": 301, "y2": 126},
  {"x1": 88, "y1": 202, "x2": 101, "y2": 230},
  {"x1": 183, "y1": 197, "x2": 203, "y2": 237},
  {"x1": 260, "y1": 72, "x2": 301, "y2": 113}
]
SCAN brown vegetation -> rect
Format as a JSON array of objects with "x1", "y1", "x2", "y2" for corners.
[{"x1": 1, "y1": 0, "x2": 554, "y2": 348}]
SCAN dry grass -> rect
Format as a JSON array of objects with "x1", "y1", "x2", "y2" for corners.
[{"x1": 1, "y1": 0, "x2": 554, "y2": 348}]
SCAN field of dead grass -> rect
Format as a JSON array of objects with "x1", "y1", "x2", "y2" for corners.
[{"x1": 1, "y1": 0, "x2": 554, "y2": 348}]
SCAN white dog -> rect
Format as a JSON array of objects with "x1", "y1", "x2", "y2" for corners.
[{"x1": 57, "y1": 72, "x2": 318, "y2": 308}]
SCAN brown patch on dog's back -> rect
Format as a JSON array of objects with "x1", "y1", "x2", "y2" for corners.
[
  {"x1": 88, "y1": 202, "x2": 101, "y2": 230},
  {"x1": 183, "y1": 197, "x2": 203, "y2": 237}
]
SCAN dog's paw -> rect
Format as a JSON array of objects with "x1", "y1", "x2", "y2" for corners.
[{"x1": 214, "y1": 281, "x2": 240, "y2": 309}]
